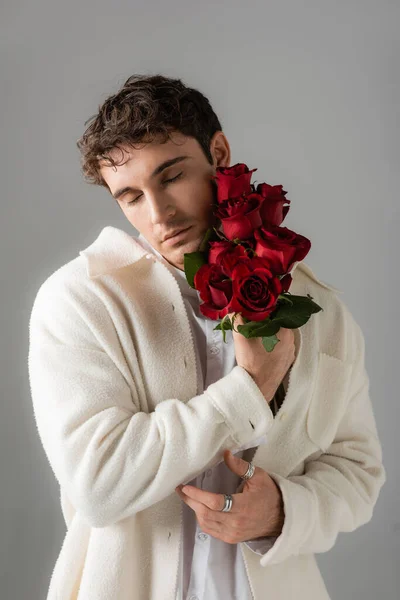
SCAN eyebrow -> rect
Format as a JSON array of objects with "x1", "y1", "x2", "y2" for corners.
[{"x1": 111, "y1": 155, "x2": 191, "y2": 201}]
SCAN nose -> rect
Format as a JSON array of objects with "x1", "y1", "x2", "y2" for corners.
[{"x1": 147, "y1": 193, "x2": 176, "y2": 225}]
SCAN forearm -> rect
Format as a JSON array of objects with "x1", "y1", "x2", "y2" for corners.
[{"x1": 30, "y1": 334, "x2": 275, "y2": 528}]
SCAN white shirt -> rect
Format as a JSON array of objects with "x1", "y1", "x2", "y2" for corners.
[{"x1": 137, "y1": 234, "x2": 284, "y2": 600}]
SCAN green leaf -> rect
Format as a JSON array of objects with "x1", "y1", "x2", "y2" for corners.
[
  {"x1": 261, "y1": 334, "x2": 280, "y2": 352},
  {"x1": 269, "y1": 294, "x2": 323, "y2": 328},
  {"x1": 183, "y1": 251, "x2": 207, "y2": 288},
  {"x1": 237, "y1": 318, "x2": 281, "y2": 338},
  {"x1": 212, "y1": 226, "x2": 227, "y2": 241},
  {"x1": 213, "y1": 314, "x2": 233, "y2": 343},
  {"x1": 277, "y1": 293, "x2": 294, "y2": 306},
  {"x1": 210, "y1": 293, "x2": 323, "y2": 347},
  {"x1": 199, "y1": 227, "x2": 214, "y2": 252}
]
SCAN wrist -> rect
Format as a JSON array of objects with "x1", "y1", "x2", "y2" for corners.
[
  {"x1": 270, "y1": 484, "x2": 285, "y2": 536},
  {"x1": 241, "y1": 368, "x2": 279, "y2": 404},
  {"x1": 260, "y1": 481, "x2": 285, "y2": 537},
  {"x1": 255, "y1": 377, "x2": 279, "y2": 404}
]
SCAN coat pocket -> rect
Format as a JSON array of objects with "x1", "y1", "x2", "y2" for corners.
[{"x1": 306, "y1": 351, "x2": 353, "y2": 451}]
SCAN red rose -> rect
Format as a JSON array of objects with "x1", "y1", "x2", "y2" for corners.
[
  {"x1": 256, "y1": 183, "x2": 291, "y2": 227},
  {"x1": 194, "y1": 263, "x2": 233, "y2": 320},
  {"x1": 279, "y1": 272, "x2": 293, "y2": 293},
  {"x1": 208, "y1": 240, "x2": 234, "y2": 264},
  {"x1": 209, "y1": 240, "x2": 254, "y2": 278},
  {"x1": 215, "y1": 193, "x2": 263, "y2": 240},
  {"x1": 254, "y1": 225, "x2": 311, "y2": 275},
  {"x1": 228, "y1": 257, "x2": 283, "y2": 322},
  {"x1": 213, "y1": 163, "x2": 257, "y2": 203}
]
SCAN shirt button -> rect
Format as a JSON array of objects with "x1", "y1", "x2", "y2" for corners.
[
  {"x1": 197, "y1": 533, "x2": 208, "y2": 541},
  {"x1": 206, "y1": 469, "x2": 212, "y2": 477}
]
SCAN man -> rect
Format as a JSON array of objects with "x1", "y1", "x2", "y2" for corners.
[{"x1": 28, "y1": 74, "x2": 386, "y2": 600}]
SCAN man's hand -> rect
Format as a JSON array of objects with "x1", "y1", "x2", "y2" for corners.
[
  {"x1": 175, "y1": 450, "x2": 285, "y2": 544},
  {"x1": 229, "y1": 312, "x2": 296, "y2": 404}
]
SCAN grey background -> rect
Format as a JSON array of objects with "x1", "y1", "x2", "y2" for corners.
[{"x1": 1, "y1": 1, "x2": 398, "y2": 598}]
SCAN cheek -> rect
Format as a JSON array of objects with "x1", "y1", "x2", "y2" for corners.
[
  {"x1": 180, "y1": 179, "x2": 214, "y2": 219},
  {"x1": 122, "y1": 208, "x2": 148, "y2": 236}
]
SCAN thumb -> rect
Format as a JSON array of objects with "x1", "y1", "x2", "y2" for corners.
[
  {"x1": 224, "y1": 449, "x2": 253, "y2": 479},
  {"x1": 227, "y1": 312, "x2": 244, "y2": 333}
]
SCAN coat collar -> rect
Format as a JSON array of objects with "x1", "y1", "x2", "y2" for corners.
[
  {"x1": 79, "y1": 225, "x2": 343, "y2": 293},
  {"x1": 79, "y1": 226, "x2": 149, "y2": 278}
]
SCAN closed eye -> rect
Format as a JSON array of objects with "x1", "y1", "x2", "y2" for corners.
[{"x1": 127, "y1": 172, "x2": 184, "y2": 205}]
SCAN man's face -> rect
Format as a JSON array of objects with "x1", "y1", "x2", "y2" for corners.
[{"x1": 100, "y1": 130, "x2": 230, "y2": 271}]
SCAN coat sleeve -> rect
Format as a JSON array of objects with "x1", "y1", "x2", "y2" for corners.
[
  {"x1": 255, "y1": 314, "x2": 387, "y2": 566},
  {"x1": 244, "y1": 537, "x2": 278, "y2": 554},
  {"x1": 27, "y1": 276, "x2": 274, "y2": 528}
]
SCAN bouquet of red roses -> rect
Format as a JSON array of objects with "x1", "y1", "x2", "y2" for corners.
[{"x1": 183, "y1": 163, "x2": 323, "y2": 352}]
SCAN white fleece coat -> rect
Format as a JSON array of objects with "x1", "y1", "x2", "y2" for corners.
[{"x1": 27, "y1": 225, "x2": 386, "y2": 600}]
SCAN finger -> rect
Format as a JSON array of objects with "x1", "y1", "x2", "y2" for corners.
[
  {"x1": 176, "y1": 486, "x2": 209, "y2": 515},
  {"x1": 225, "y1": 450, "x2": 259, "y2": 480},
  {"x1": 229, "y1": 312, "x2": 244, "y2": 333},
  {"x1": 179, "y1": 484, "x2": 242, "y2": 514},
  {"x1": 176, "y1": 486, "x2": 242, "y2": 528},
  {"x1": 176, "y1": 489, "x2": 230, "y2": 538},
  {"x1": 176, "y1": 487, "x2": 226, "y2": 524},
  {"x1": 226, "y1": 311, "x2": 236, "y2": 325}
]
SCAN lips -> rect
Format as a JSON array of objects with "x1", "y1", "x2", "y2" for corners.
[{"x1": 163, "y1": 226, "x2": 191, "y2": 242}]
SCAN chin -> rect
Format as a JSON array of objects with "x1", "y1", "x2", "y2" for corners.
[
  {"x1": 168, "y1": 241, "x2": 196, "y2": 261},
  {"x1": 172, "y1": 230, "x2": 201, "y2": 253}
]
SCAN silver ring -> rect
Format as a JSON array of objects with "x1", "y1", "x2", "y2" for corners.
[
  {"x1": 220, "y1": 494, "x2": 233, "y2": 512},
  {"x1": 241, "y1": 461, "x2": 255, "y2": 480}
]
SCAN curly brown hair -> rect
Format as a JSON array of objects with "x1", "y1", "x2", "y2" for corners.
[{"x1": 76, "y1": 73, "x2": 223, "y2": 189}]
